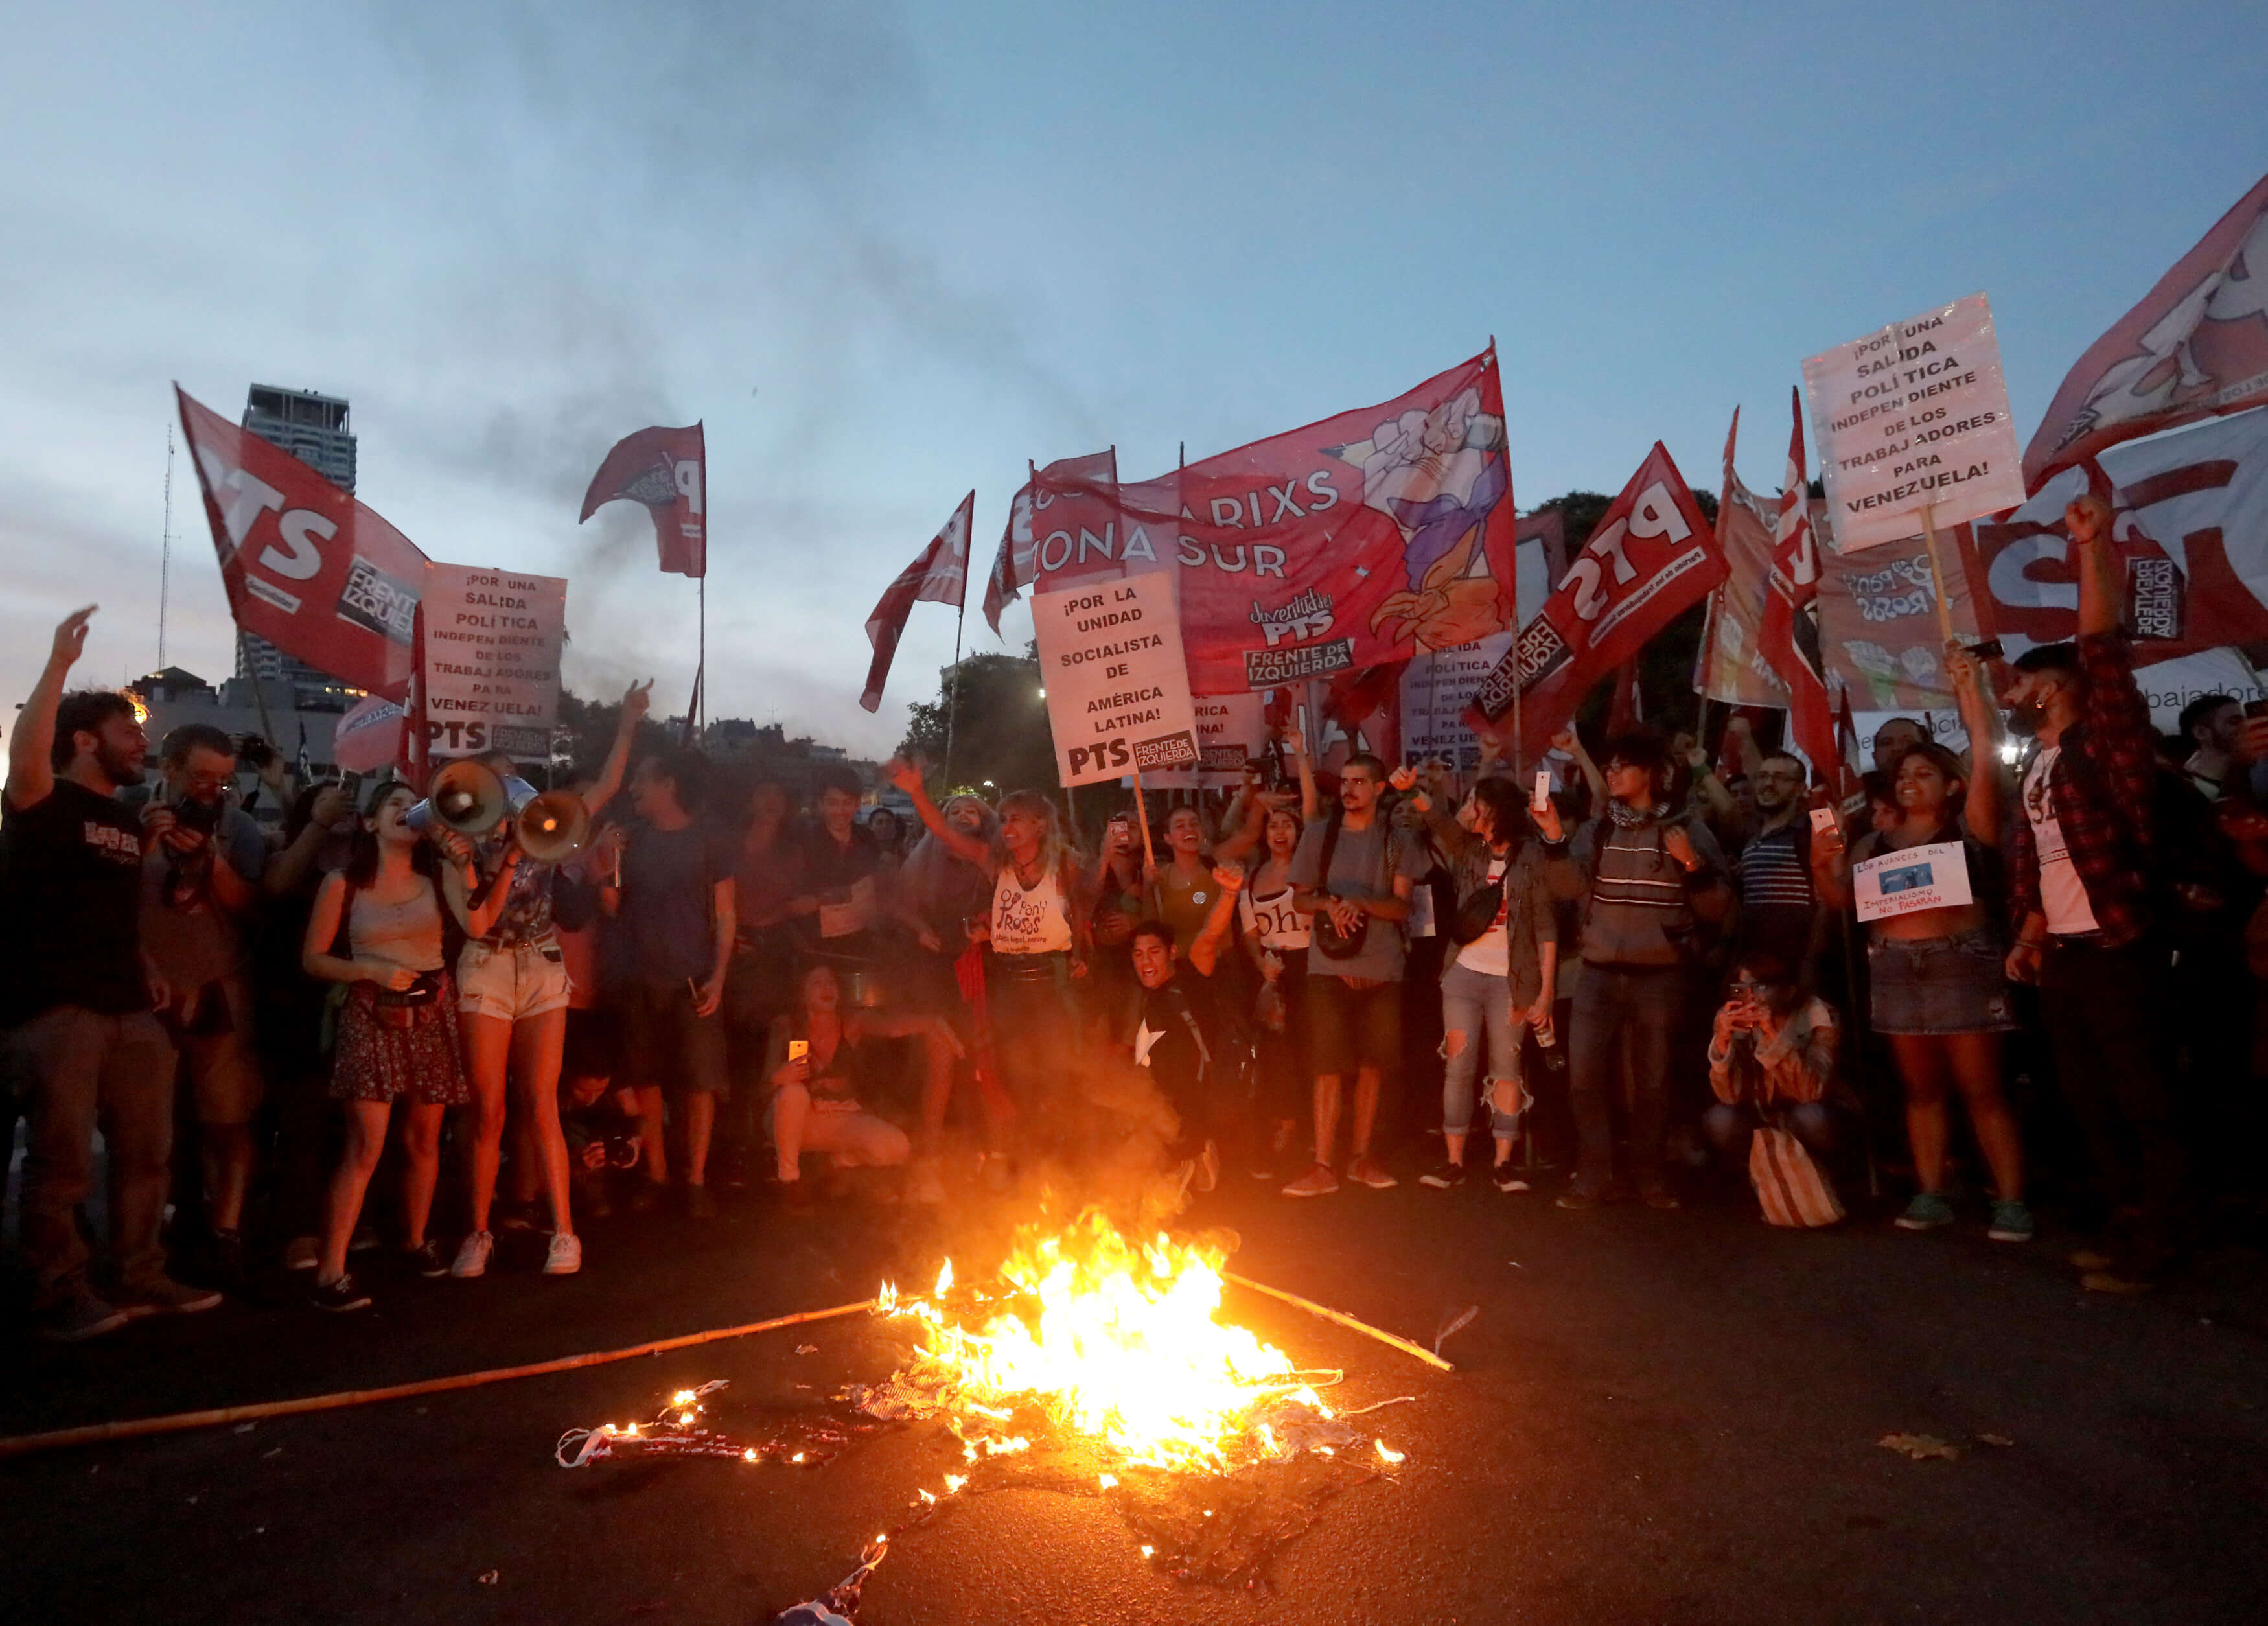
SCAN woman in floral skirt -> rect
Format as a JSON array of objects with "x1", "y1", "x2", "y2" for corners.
[{"x1": 298, "y1": 780, "x2": 474, "y2": 1310}]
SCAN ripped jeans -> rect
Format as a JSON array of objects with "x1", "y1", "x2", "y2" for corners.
[{"x1": 1440, "y1": 960, "x2": 1530, "y2": 1139}]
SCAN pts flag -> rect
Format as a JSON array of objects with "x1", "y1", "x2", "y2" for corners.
[
  {"x1": 176, "y1": 386, "x2": 426, "y2": 701},
  {"x1": 1466, "y1": 442, "x2": 1726, "y2": 760},
  {"x1": 579, "y1": 423, "x2": 707, "y2": 576},
  {"x1": 2025, "y1": 173, "x2": 2268, "y2": 491}
]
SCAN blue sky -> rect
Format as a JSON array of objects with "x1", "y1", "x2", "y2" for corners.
[{"x1": 3, "y1": 1, "x2": 2262, "y2": 755}]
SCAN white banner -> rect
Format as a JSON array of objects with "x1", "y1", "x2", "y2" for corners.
[
  {"x1": 1402, "y1": 627, "x2": 1514, "y2": 768},
  {"x1": 1033, "y1": 574, "x2": 1202, "y2": 787},
  {"x1": 1131, "y1": 691, "x2": 1266, "y2": 789},
  {"x1": 420, "y1": 563, "x2": 567, "y2": 760},
  {"x1": 1853, "y1": 840, "x2": 1974, "y2": 922},
  {"x1": 1804, "y1": 293, "x2": 2028, "y2": 552}
]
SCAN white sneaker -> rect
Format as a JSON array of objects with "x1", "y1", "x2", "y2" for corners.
[
  {"x1": 543, "y1": 1231, "x2": 583, "y2": 1275},
  {"x1": 450, "y1": 1230, "x2": 494, "y2": 1278}
]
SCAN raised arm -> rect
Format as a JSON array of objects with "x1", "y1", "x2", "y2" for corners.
[
  {"x1": 1552, "y1": 725, "x2": 1606, "y2": 812},
  {"x1": 443, "y1": 841, "x2": 522, "y2": 940},
  {"x1": 1186, "y1": 865, "x2": 1246, "y2": 977},
  {"x1": 2072, "y1": 494, "x2": 2119, "y2": 638},
  {"x1": 1945, "y1": 644, "x2": 2002, "y2": 847},
  {"x1": 581, "y1": 679, "x2": 654, "y2": 815},
  {"x1": 1284, "y1": 720, "x2": 1320, "y2": 824},
  {"x1": 6, "y1": 606, "x2": 95, "y2": 811},
  {"x1": 886, "y1": 756, "x2": 989, "y2": 866}
]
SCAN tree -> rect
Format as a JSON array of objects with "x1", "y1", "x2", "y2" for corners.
[{"x1": 899, "y1": 644, "x2": 1060, "y2": 798}]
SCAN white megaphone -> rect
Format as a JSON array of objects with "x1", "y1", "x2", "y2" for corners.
[
  {"x1": 406, "y1": 760, "x2": 509, "y2": 836},
  {"x1": 513, "y1": 786, "x2": 591, "y2": 863}
]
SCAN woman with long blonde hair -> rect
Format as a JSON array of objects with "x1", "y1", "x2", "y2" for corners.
[{"x1": 888, "y1": 762, "x2": 1087, "y2": 1157}]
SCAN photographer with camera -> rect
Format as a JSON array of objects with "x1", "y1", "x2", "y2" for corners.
[{"x1": 139, "y1": 723, "x2": 269, "y2": 1288}]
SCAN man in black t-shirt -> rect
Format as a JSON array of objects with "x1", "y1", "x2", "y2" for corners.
[{"x1": 3, "y1": 608, "x2": 218, "y2": 1341}]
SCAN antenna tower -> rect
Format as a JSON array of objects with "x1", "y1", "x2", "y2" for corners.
[{"x1": 159, "y1": 424, "x2": 175, "y2": 669}]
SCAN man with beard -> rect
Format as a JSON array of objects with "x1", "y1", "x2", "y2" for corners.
[
  {"x1": 139, "y1": 723, "x2": 268, "y2": 1288},
  {"x1": 2002, "y1": 494, "x2": 2185, "y2": 1293},
  {"x1": 1731, "y1": 750, "x2": 1820, "y2": 972},
  {"x1": 4, "y1": 609, "x2": 218, "y2": 1340}
]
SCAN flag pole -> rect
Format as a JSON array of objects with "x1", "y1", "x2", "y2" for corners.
[
  {"x1": 697, "y1": 575, "x2": 707, "y2": 741},
  {"x1": 1492, "y1": 340, "x2": 1526, "y2": 782},
  {"x1": 943, "y1": 596, "x2": 966, "y2": 790}
]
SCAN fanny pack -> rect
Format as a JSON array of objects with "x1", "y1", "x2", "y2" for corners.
[{"x1": 367, "y1": 971, "x2": 445, "y2": 1030}]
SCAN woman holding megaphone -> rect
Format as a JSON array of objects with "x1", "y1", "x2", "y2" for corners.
[{"x1": 437, "y1": 682, "x2": 650, "y2": 1281}]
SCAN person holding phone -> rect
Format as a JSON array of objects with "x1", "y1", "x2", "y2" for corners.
[
  {"x1": 1414, "y1": 774, "x2": 1556, "y2": 1192},
  {"x1": 298, "y1": 780, "x2": 476, "y2": 1310},
  {"x1": 765, "y1": 963, "x2": 955, "y2": 1212},
  {"x1": 1814, "y1": 645, "x2": 2029, "y2": 1242},
  {"x1": 1700, "y1": 951, "x2": 1843, "y2": 1178}
]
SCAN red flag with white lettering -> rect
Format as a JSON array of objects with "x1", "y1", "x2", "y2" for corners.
[
  {"x1": 1464, "y1": 441, "x2": 1726, "y2": 761},
  {"x1": 861, "y1": 491, "x2": 975, "y2": 712},
  {"x1": 1757, "y1": 387, "x2": 1840, "y2": 787},
  {"x1": 1022, "y1": 351, "x2": 1518, "y2": 693},
  {"x1": 2024, "y1": 173, "x2": 2268, "y2": 490},
  {"x1": 579, "y1": 423, "x2": 707, "y2": 576},
  {"x1": 176, "y1": 386, "x2": 426, "y2": 701}
]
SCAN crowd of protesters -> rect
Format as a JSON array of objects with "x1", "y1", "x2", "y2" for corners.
[{"x1": 6, "y1": 498, "x2": 2266, "y2": 1339}]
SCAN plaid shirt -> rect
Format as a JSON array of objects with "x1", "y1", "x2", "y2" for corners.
[{"x1": 2008, "y1": 631, "x2": 2157, "y2": 947}]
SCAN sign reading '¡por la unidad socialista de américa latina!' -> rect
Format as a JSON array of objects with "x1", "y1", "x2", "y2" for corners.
[
  {"x1": 1803, "y1": 292, "x2": 2030, "y2": 552},
  {"x1": 1032, "y1": 572, "x2": 1203, "y2": 788}
]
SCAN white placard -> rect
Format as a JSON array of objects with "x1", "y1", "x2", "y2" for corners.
[
  {"x1": 420, "y1": 563, "x2": 567, "y2": 760},
  {"x1": 1401, "y1": 627, "x2": 1516, "y2": 769},
  {"x1": 1033, "y1": 574, "x2": 1202, "y2": 787},
  {"x1": 1852, "y1": 839, "x2": 1973, "y2": 922},
  {"x1": 1803, "y1": 293, "x2": 2028, "y2": 552},
  {"x1": 1129, "y1": 691, "x2": 1266, "y2": 789}
]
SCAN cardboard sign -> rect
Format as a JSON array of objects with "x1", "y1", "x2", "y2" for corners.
[
  {"x1": 1402, "y1": 627, "x2": 1514, "y2": 769},
  {"x1": 1852, "y1": 839, "x2": 1973, "y2": 921},
  {"x1": 421, "y1": 563, "x2": 568, "y2": 760},
  {"x1": 1803, "y1": 294, "x2": 2028, "y2": 552},
  {"x1": 1033, "y1": 574, "x2": 1202, "y2": 787},
  {"x1": 1133, "y1": 691, "x2": 1267, "y2": 789}
]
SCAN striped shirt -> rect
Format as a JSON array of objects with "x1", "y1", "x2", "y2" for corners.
[{"x1": 1736, "y1": 824, "x2": 1814, "y2": 909}]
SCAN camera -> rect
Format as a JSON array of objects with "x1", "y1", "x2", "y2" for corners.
[
  {"x1": 237, "y1": 734, "x2": 277, "y2": 771},
  {"x1": 170, "y1": 794, "x2": 223, "y2": 835}
]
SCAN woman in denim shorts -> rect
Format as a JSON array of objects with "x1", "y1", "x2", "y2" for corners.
[{"x1": 1816, "y1": 652, "x2": 2031, "y2": 1242}]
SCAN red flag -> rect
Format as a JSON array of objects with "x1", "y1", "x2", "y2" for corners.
[
  {"x1": 579, "y1": 423, "x2": 706, "y2": 576},
  {"x1": 861, "y1": 491, "x2": 975, "y2": 712},
  {"x1": 2025, "y1": 173, "x2": 2268, "y2": 490},
  {"x1": 1465, "y1": 441, "x2": 1726, "y2": 761},
  {"x1": 1695, "y1": 406, "x2": 1791, "y2": 706},
  {"x1": 176, "y1": 385, "x2": 426, "y2": 702},
  {"x1": 1023, "y1": 351, "x2": 1517, "y2": 693},
  {"x1": 1603, "y1": 661, "x2": 1644, "y2": 736},
  {"x1": 1757, "y1": 387, "x2": 1839, "y2": 788}
]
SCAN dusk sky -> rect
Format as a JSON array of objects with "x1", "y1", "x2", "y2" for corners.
[{"x1": 4, "y1": 1, "x2": 2263, "y2": 756}]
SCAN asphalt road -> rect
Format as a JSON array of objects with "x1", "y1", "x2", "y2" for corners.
[{"x1": 5, "y1": 1164, "x2": 2267, "y2": 1626}]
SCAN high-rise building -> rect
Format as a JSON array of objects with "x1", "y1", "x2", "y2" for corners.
[{"x1": 237, "y1": 384, "x2": 359, "y2": 708}]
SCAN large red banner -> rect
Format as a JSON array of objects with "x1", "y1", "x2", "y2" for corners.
[
  {"x1": 579, "y1": 423, "x2": 707, "y2": 576},
  {"x1": 1000, "y1": 351, "x2": 1518, "y2": 693},
  {"x1": 1466, "y1": 441, "x2": 1726, "y2": 760},
  {"x1": 176, "y1": 386, "x2": 426, "y2": 701},
  {"x1": 2024, "y1": 173, "x2": 2268, "y2": 489}
]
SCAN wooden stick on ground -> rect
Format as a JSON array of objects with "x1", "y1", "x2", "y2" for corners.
[
  {"x1": 1227, "y1": 1273, "x2": 1455, "y2": 1373},
  {"x1": 0, "y1": 1299, "x2": 877, "y2": 1462}
]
